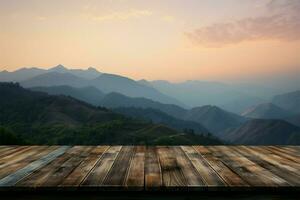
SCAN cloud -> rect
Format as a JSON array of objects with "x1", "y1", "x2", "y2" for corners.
[
  {"x1": 186, "y1": 0, "x2": 300, "y2": 47},
  {"x1": 86, "y1": 9, "x2": 152, "y2": 22}
]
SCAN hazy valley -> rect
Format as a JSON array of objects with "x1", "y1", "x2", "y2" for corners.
[{"x1": 1, "y1": 65, "x2": 300, "y2": 145}]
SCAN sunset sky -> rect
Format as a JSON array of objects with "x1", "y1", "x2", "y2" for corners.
[{"x1": 1, "y1": 0, "x2": 300, "y2": 81}]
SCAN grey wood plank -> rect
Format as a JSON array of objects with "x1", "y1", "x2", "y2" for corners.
[
  {"x1": 16, "y1": 146, "x2": 80, "y2": 187},
  {"x1": 0, "y1": 146, "x2": 70, "y2": 186},
  {"x1": 40, "y1": 146, "x2": 93, "y2": 187},
  {"x1": 0, "y1": 146, "x2": 57, "y2": 179}
]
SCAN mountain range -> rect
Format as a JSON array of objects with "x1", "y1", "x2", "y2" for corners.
[
  {"x1": 0, "y1": 82, "x2": 221, "y2": 145},
  {"x1": 241, "y1": 103, "x2": 292, "y2": 119},
  {"x1": 6, "y1": 65, "x2": 183, "y2": 106},
  {"x1": 220, "y1": 119, "x2": 300, "y2": 145},
  {"x1": 1, "y1": 65, "x2": 300, "y2": 145},
  {"x1": 272, "y1": 90, "x2": 300, "y2": 114}
]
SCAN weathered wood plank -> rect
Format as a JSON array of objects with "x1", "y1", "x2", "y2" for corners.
[
  {"x1": 40, "y1": 146, "x2": 94, "y2": 187},
  {"x1": 265, "y1": 146, "x2": 300, "y2": 163},
  {"x1": 173, "y1": 146, "x2": 205, "y2": 187},
  {"x1": 0, "y1": 146, "x2": 33, "y2": 166},
  {"x1": 61, "y1": 146, "x2": 109, "y2": 186},
  {"x1": 208, "y1": 146, "x2": 289, "y2": 186},
  {"x1": 181, "y1": 146, "x2": 225, "y2": 186},
  {"x1": 194, "y1": 146, "x2": 248, "y2": 186},
  {"x1": 0, "y1": 146, "x2": 29, "y2": 158},
  {"x1": 102, "y1": 146, "x2": 135, "y2": 186},
  {"x1": 244, "y1": 146, "x2": 300, "y2": 177},
  {"x1": 0, "y1": 146, "x2": 69, "y2": 186},
  {"x1": 16, "y1": 146, "x2": 81, "y2": 187},
  {"x1": 0, "y1": 146, "x2": 298, "y2": 190},
  {"x1": 0, "y1": 146, "x2": 58, "y2": 179},
  {"x1": 125, "y1": 146, "x2": 145, "y2": 188},
  {"x1": 145, "y1": 146, "x2": 162, "y2": 188},
  {"x1": 81, "y1": 146, "x2": 121, "y2": 186},
  {"x1": 234, "y1": 146, "x2": 300, "y2": 186},
  {"x1": 157, "y1": 146, "x2": 187, "y2": 187},
  {"x1": 0, "y1": 146, "x2": 15, "y2": 156}
]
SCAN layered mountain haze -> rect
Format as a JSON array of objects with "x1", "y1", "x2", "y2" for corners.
[
  {"x1": 0, "y1": 64, "x2": 102, "y2": 82},
  {"x1": 99, "y1": 92, "x2": 186, "y2": 118},
  {"x1": 0, "y1": 64, "x2": 299, "y2": 145},
  {"x1": 91, "y1": 73, "x2": 183, "y2": 106},
  {"x1": 241, "y1": 103, "x2": 292, "y2": 119},
  {"x1": 149, "y1": 80, "x2": 268, "y2": 113},
  {"x1": 114, "y1": 107, "x2": 209, "y2": 134},
  {"x1": 0, "y1": 82, "x2": 221, "y2": 145},
  {"x1": 10, "y1": 65, "x2": 184, "y2": 106},
  {"x1": 272, "y1": 90, "x2": 300, "y2": 114},
  {"x1": 183, "y1": 105, "x2": 246, "y2": 134},
  {"x1": 21, "y1": 72, "x2": 88, "y2": 88},
  {"x1": 31, "y1": 85, "x2": 105, "y2": 106},
  {"x1": 220, "y1": 119, "x2": 300, "y2": 145}
]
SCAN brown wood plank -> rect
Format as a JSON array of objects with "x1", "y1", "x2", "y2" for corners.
[
  {"x1": 0, "y1": 146, "x2": 15, "y2": 156},
  {"x1": 61, "y1": 146, "x2": 109, "y2": 186},
  {"x1": 0, "y1": 145, "x2": 299, "y2": 191},
  {"x1": 0, "y1": 146, "x2": 32, "y2": 163},
  {"x1": 265, "y1": 146, "x2": 300, "y2": 163},
  {"x1": 233, "y1": 146, "x2": 300, "y2": 186},
  {"x1": 0, "y1": 146, "x2": 47, "y2": 172},
  {"x1": 282, "y1": 146, "x2": 300, "y2": 154},
  {"x1": 173, "y1": 146, "x2": 205, "y2": 187},
  {"x1": 181, "y1": 146, "x2": 225, "y2": 186},
  {"x1": 40, "y1": 146, "x2": 93, "y2": 187},
  {"x1": 0, "y1": 146, "x2": 58, "y2": 179},
  {"x1": 0, "y1": 146, "x2": 69, "y2": 186},
  {"x1": 145, "y1": 146, "x2": 162, "y2": 189},
  {"x1": 208, "y1": 146, "x2": 289, "y2": 186},
  {"x1": 244, "y1": 146, "x2": 300, "y2": 177},
  {"x1": 156, "y1": 146, "x2": 187, "y2": 187},
  {"x1": 102, "y1": 146, "x2": 135, "y2": 186},
  {"x1": 194, "y1": 146, "x2": 248, "y2": 186},
  {"x1": 16, "y1": 146, "x2": 83, "y2": 187},
  {"x1": 125, "y1": 146, "x2": 145, "y2": 188},
  {"x1": 81, "y1": 146, "x2": 122, "y2": 186}
]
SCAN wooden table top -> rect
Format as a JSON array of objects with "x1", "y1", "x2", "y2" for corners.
[{"x1": 0, "y1": 146, "x2": 299, "y2": 192}]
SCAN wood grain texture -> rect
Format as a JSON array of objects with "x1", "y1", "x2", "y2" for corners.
[
  {"x1": 194, "y1": 146, "x2": 248, "y2": 186},
  {"x1": 126, "y1": 146, "x2": 145, "y2": 188},
  {"x1": 157, "y1": 146, "x2": 187, "y2": 187},
  {"x1": 61, "y1": 146, "x2": 109, "y2": 186},
  {"x1": 208, "y1": 146, "x2": 289, "y2": 186},
  {"x1": 0, "y1": 146, "x2": 299, "y2": 191},
  {"x1": 82, "y1": 146, "x2": 122, "y2": 186},
  {"x1": 145, "y1": 146, "x2": 162, "y2": 189},
  {"x1": 102, "y1": 146, "x2": 135, "y2": 186},
  {"x1": 0, "y1": 146, "x2": 69, "y2": 186},
  {"x1": 233, "y1": 146, "x2": 300, "y2": 186},
  {"x1": 0, "y1": 146, "x2": 58, "y2": 179},
  {"x1": 181, "y1": 146, "x2": 225, "y2": 186}
]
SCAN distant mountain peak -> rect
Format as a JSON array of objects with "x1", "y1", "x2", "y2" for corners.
[
  {"x1": 87, "y1": 67, "x2": 99, "y2": 72},
  {"x1": 241, "y1": 102, "x2": 291, "y2": 119},
  {"x1": 50, "y1": 64, "x2": 67, "y2": 71}
]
